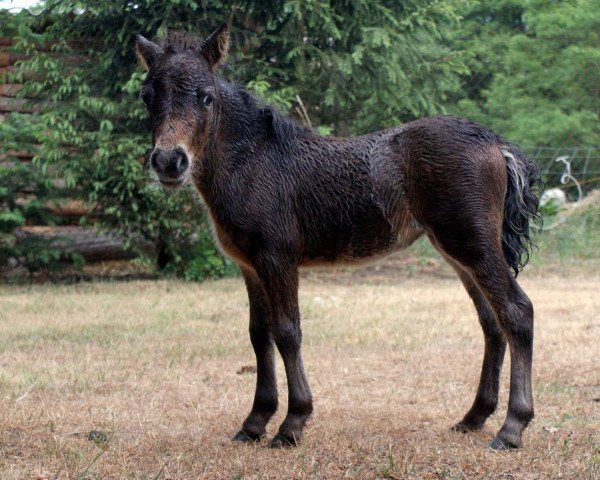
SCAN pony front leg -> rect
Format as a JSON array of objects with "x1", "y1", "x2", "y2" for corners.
[
  {"x1": 256, "y1": 259, "x2": 313, "y2": 448},
  {"x1": 232, "y1": 270, "x2": 278, "y2": 442}
]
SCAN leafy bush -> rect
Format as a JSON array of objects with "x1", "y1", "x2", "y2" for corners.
[
  {"x1": 0, "y1": 12, "x2": 76, "y2": 275},
  {"x1": 2, "y1": 9, "x2": 214, "y2": 277},
  {"x1": 183, "y1": 229, "x2": 237, "y2": 282},
  {"x1": 0, "y1": 162, "x2": 77, "y2": 274}
]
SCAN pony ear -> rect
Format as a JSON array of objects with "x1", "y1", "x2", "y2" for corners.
[
  {"x1": 135, "y1": 34, "x2": 163, "y2": 71},
  {"x1": 200, "y1": 23, "x2": 230, "y2": 70}
]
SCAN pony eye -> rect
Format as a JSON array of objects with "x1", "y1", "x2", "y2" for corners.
[
  {"x1": 140, "y1": 87, "x2": 154, "y2": 107},
  {"x1": 202, "y1": 94, "x2": 213, "y2": 107}
]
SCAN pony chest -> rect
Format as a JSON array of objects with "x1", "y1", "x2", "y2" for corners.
[
  {"x1": 208, "y1": 216, "x2": 254, "y2": 271},
  {"x1": 197, "y1": 186, "x2": 255, "y2": 270}
]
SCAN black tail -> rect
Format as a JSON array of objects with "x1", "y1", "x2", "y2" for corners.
[{"x1": 500, "y1": 144, "x2": 544, "y2": 276}]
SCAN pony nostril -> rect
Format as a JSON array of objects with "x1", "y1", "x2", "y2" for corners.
[
  {"x1": 151, "y1": 150, "x2": 172, "y2": 175},
  {"x1": 177, "y1": 152, "x2": 189, "y2": 174},
  {"x1": 150, "y1": 151, "x2": 160, "y2": 172}
]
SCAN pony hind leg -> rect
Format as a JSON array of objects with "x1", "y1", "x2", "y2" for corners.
[
  {"x1": 405, "y1": 138, "x2": 536, "y2": 449},
  {"x1": 452, "y1": 270, "x2": 507, "y2": 432},
  {"x1": 472, "y1": 259, "x2": 533, "y2": 449},
  {"x1": 431, "y1": 234, "x2": 534, "y2": 449},
  {"x1": 430, "y1": 239, "x2": 507, "y2": 431}
]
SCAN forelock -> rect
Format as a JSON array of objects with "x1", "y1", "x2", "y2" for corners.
[{"x1": 160, "y1": 30, "x2": 203, "y2": 55}]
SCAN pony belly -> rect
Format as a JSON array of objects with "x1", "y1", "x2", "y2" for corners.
[{"x1": 299, "y1": 216, "x2": 423, "y2": 268}]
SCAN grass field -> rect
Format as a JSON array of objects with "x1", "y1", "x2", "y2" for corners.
[{"x1": 1, "y1": 262, "x2": 599, "y2": 479}]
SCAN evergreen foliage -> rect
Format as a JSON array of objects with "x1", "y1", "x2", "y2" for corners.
[{"x1": 452, "y1": 0, "x2": 600, "y2": 147}]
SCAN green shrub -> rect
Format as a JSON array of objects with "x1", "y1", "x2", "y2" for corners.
[
  {"x1": 0, "y1": 162, "x2": 81, "y2": 274},
  {"x1": 183, "y1": 229, "x2": 238, "y2": 282},
  {"x1": 0, "y1": 12, "x2": 78, "y2": 275}
]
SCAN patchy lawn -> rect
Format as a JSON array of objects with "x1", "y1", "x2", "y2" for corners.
[{"x1": 0, "y1": 268, "x2": 599, "y2": 479}]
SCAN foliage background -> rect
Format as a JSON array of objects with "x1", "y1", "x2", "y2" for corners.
[{"x1": 0, "y1": 0, "x2": 599, "y2": 278}]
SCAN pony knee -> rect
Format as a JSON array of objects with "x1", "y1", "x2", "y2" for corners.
[
  {"x1": 249, "y1": 323, "x2": 272, "y2": 351},
  {"x1": 272, "y1": 321, "x2": 302, "y2": 353}
]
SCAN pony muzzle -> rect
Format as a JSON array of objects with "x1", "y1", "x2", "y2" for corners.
[{"x1": 150, "y1": 147, "x2": 190, "y2": 187}]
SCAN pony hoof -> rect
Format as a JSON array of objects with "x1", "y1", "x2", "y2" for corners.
[
  {"x1": 451, "y1": 421, "x2": 472, "y2": 433},
  {"x1": 488, "y1": 436, "x2": 520, "y2": 450},
  {"x1": 268, "y1": 432, "x2": 297, "y2": 448},
  {"x1": 232, "y1": 429, "x2": 262, "y2": 443},
  {"x1": 451, "y1": 420, "x2": 483, "y2": 433}
]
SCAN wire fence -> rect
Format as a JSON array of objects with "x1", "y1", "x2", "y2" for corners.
[{"x1": 528, "y1": 147, "x2": 600, "y2": 196}]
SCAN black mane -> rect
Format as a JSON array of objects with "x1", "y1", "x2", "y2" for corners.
[
  {"x1": 264, "y1": 105, "x2": 311, "y2": 140},
  {"x1": 216, "y1": 80, "x2": 311, "y2": 145}
]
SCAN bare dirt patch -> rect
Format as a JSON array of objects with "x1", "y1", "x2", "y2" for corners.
[{"x1": 0, "y1": 270, "x2": 599, "y2": 479}]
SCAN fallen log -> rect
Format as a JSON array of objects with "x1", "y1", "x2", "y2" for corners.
[
  {"x1": 0, "y1": 96, "x2": 39, "y2": 113},
  {"x1": 15, "y1": 226, "x2": 149, "y2": 262},
  {"x1": 0, "y1": 83, "x2": 21, "y2": 96},
  {"x1": 45, "y1": 199, "x2": 92, "y2": 218}
]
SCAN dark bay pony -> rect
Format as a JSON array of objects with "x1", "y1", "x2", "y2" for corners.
[{"x1": 135, "y1": 24, "x2": 543, "y2": 450}]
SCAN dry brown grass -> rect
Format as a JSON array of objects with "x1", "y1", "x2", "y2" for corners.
[{"x1": 0, "y1": 267, "x2": 599, "y2": 479}]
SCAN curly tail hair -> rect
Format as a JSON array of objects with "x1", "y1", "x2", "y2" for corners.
[{"x1": 500, "y1": 144, "x2": 544, "y2": 276}]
